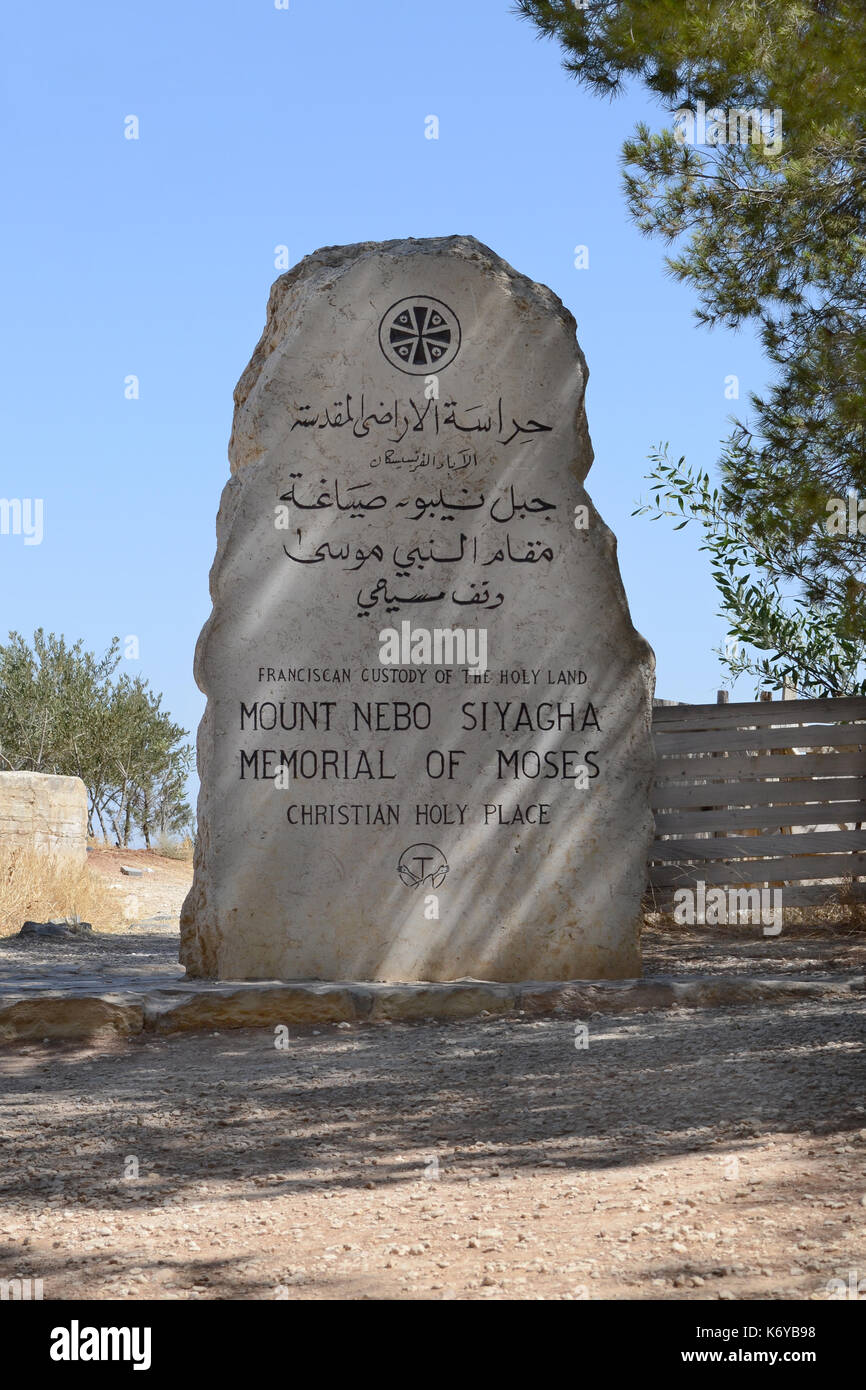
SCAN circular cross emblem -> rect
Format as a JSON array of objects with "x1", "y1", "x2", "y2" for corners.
[
  {"x1": 378, "y1": 296, "x2": 461, "y2": 375},
  {"x1": 397, "y1": 843, "x2": 450, "y2": 890}
]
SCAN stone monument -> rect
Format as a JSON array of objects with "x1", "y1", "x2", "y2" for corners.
[{"x1": 181, "y1": 236, "x2": 655, "y2": 981}]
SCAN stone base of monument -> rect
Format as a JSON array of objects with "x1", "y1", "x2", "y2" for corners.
[{"x1": 0, "y1": 973, "x2": 862, "y2": 1044}]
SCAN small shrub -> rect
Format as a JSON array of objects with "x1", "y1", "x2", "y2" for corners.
[{"x1": 154, "y1": 833, "x2": 194, "y2": 862}]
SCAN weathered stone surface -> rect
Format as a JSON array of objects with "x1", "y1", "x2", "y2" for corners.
[
  {"x1": 0, "y1": 995, "x2": 142, "y2": 1043},
  {"x1": 0, "y1": 974, "x2": 862, "y2": 1044},
  {"x1": 181, "y1": 235, "x2": 655, "y2": 982},
  {"x1": 147, "y1": 983, "x2": 359, "y2": 1033},
  {"x1": 366, "y1": 982, "x2": 514, "y2": 1021},
  {"x1": 0, "y1": 772, "x2": 88, "y2": 862}
]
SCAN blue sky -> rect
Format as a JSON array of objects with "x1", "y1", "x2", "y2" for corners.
[{"x1": 1, "y1": 0, "x2": 768, "y2": 775}]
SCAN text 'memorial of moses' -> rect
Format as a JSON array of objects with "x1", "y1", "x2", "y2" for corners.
[{"x1": 181, "y1": 236, "x2": 655, "y2": 981}]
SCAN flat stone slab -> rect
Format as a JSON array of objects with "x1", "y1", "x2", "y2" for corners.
[
  {"x1": 0, "y1": 994, "x2": 144, "y2": 1042},
  {"x1": 0, "y1": 971, "x2": 862, "y2": 1043}
]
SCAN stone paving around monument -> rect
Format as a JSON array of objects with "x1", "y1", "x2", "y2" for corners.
[{"x1": 1, "y1": 919, "x2": 863, "y2": 1042}]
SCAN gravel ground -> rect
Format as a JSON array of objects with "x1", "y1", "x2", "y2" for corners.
[
  {"x1": 1, "y1": 988, "x2": 864, "y2": 1301},
  {"x1": 85, "y1": 847, "x2": 193, "y2": 926}
]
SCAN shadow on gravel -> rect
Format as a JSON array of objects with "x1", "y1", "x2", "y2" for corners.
[
  {"x1": 1, "y1": 1001, "x2": 862, "y2": 1204},
  {"x1": 0, "y1": 927, "x2": 183, "y2": 992},
  {"x1": 0, "y1": 1000, "x2": 863, "y2": 1299}
]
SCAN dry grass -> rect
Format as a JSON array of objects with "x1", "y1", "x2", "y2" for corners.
[
  {"x1": 643, "y1": 886, "x2": 866, "y2": 933},
  {"x1": 0, "y1": 847, "x2": 130, "y2": 938},
  {"x1": 153, "y1": 833, "x2": 194, "y2": 862}
]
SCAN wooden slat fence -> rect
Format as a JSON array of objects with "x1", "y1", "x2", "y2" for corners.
[{"x1": 649, "y1": 695, "x2": 866, "y2": 908}]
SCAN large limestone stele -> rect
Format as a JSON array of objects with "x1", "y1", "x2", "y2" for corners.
[{"x1": 181, "y1": 235, "x2": 655, "y2": 982}]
